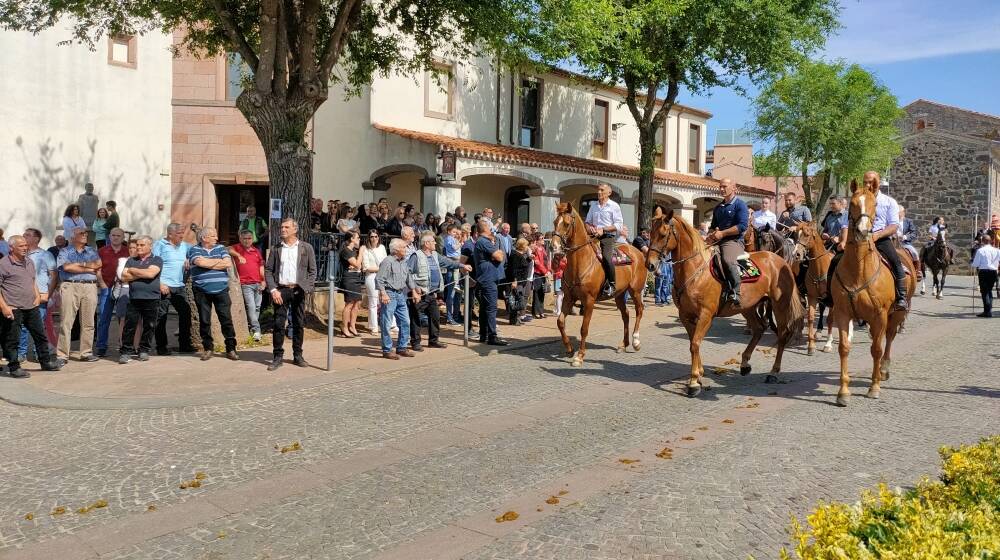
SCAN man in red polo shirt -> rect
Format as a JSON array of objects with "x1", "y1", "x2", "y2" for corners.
[
  {"x1": 95, "y1": 228, "x2": 130, "y2": 357},
  {"x1": 229, "y1": 229, "x2": 265, "y2": 342}
]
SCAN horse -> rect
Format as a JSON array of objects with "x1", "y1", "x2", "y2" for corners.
[
  {"x1": 919, "y1": 229, "x2": 954, "y2": 299},
  {"x1": 550, "y1": 202, "x2": 647, "y2": 367},
  {"x1": 751, "y1": 224, "x2": 796, "y2": 332},
  {"x1": 647, "y1": 211, "x2": 805, "y2": 397},
  {"x1": 829, "y1": 179, "x2": 916, "y2": 407},
  {"x1": 791, "y1": 222, "x2": 854, "y2": 355}
]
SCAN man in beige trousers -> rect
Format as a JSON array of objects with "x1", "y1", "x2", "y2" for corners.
[{"x1": 56, "y1": 226, "x2": 101, "y2": 361}]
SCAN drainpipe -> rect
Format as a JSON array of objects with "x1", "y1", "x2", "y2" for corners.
[
  {"x1": 495, "y1": 67, "x2": 502, "y2": 144},
  {"x1": 509, "y1": 74, "x2": 516, "y2": 145}
]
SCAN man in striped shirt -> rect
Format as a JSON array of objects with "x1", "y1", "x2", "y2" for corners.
[{"x1": 187, "y1": 227, "x2": 238, "y2": 361}]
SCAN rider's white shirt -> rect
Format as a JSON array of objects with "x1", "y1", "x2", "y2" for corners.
[
  {"x1": 871, "y1": 191, "x2": 900, "y2": 233},
  {"x1": 972, "y1": 244, "x2": 1000, "y2": 271},
  {"x1": 751, "y1": 210, "x2": 777, "y2": 230}
]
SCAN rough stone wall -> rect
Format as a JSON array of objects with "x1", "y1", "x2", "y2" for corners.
[
  {"x1": 903, "y1": 100, "x2": 1000, "y2": 139},
  {"x1": 890, "y1": 134, "x2": 990, "y2": 269}
]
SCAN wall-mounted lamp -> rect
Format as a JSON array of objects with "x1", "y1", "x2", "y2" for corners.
[{"x1": 611, "y1": 122, "x2": 628, "y2": 131}]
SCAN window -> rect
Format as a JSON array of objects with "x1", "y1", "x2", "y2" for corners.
[
  {"x1": 226, "y1": 53, "x2": 248, "y2": 100},
  {"x1": 424, "y1": 62, "x2": 454, "y2": 119},
  {"x1": 915, "y1": 119, "x2": 926, "y2": 131},
  {"x1": 592, "y1": 99, "x2": 609, "y2": 159},
  {"x1": 519, "y1": 77, "x2": 542, "y2": 148},
  {"x1": 656, "y1": 121, "x2": 667, "y2": 169},
  {"x1": 688, "y1": 124, "x2": 701, "y2": 173},
  {"x1": 107, "y1": 35, "x2": 137, "y2": 69}
]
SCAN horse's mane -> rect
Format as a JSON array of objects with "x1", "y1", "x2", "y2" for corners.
[{"x1": 665, "y1": 213, "x2": 707, "y2": 253}]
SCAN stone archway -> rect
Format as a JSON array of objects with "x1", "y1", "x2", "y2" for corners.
[{"x1": 364, "y1": 164, "x2": 433, "y2": 209}]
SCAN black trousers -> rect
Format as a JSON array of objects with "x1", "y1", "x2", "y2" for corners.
[
  {"x1": 121, "y1": 299, "x2": 159, "y2": 355},
  {"x1": 1, "y1": 307, "x2": 52, "y2": 370},
  {"x1": 599, "y1": 235, "x2": 616, "y2": 286},
  {"x1": 155, "y1": 286, "x2": 193, "y2": 352},
  {"x1": 477, "y1": 280, "x2": 498, "y2": 340},
  {"x1": 272, "y1": 287, "x2": 305, "y2": 358},
  {"x1": 193, "y1": 289, "x2": 237, "y2": 352},
  {"x1": 407, "y1": 292, "x2": 441, "y2": 347},
  {"x1": 979, "y1": 269, "x2": 997, "y2": 314},
  {"x1": 532, "y1": 277, "x2": 546, "y2": 316},
  {"x1": 875, "y1": 237, "x2": 905, "y2": 279}
]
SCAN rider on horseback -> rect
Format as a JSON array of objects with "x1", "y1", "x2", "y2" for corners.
[
  {"x1": 584, "y1": 182, "x2": 624, "y2": 298},
  {"x1": 706, "y1": 178, "x2": 749, "y2": 306}
]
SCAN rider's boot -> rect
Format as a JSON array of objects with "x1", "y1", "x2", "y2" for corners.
[
  {"x1": 893, "y1": 276, "x2": 908, "y2": 311},
  {"x1": 601, "y1": 259, "x2": 616, "y2": 298},
  {"x1": 726, "y1": 264, "x2": 742, "y2": 307}
]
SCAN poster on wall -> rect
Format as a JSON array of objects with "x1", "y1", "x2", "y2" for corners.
[
  {"x1": 270, "y1": 198, "x2": 282, "y2": 219},
  {"x1": 439, "y1": 150, "x2": 456, "y2": 182}
]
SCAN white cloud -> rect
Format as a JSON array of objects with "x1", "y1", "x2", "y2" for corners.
[{"x1": 823, "y1": 0, "x2": 1000, "y2": 64}]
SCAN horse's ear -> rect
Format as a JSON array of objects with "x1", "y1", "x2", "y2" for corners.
[
  {"x1": 761, "y1": 223, "x2": 771, "y2": 232},
  {"x1": 849, "y1": 179, "x2": 859, "y2": 194}
]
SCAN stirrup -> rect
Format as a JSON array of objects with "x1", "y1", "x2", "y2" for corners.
[{"x1": 893, "y1": 299, "x2": 908, "y2": 311}]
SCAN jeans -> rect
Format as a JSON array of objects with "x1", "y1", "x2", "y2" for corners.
[
  {"x1": 3, "y1": 307, "x2": 54, "y2": 370},
  {"x1": 240, "y1": 283, "x2": 263, "y2": 335},
  {"x1": 155, "y1": 286, "x2": 193, "y2": 352},
  {"x1": 95, "y1": 287, "x2": 114, "y2": 353},
  {"x1": 365, "y1": 273, "x2": 394, "y2": 332},
  {"x1": 443, "y1": 270, "x2": 458, "y2": 322},
  {"x1": 655, "y1": 261, "x2": 674, "y2": 304},
  {"x1": 18, "y1": 302, "x2": 50, "y2": 358},
  {"x1": 121, "y1": 299, "x2": 159, "y2": 355},
  {"x1": 477, "y1": 280, "x2": 498, "y2": 340},
  {"x1": 193, "y1": 288, "x2": 237, "y2": 352},
  {"x1": 379, "y1": 290, "x2": 410, "y2": 353},
  {"x1": 272, "y1": 286, "x2": 305, "y2": 358}
]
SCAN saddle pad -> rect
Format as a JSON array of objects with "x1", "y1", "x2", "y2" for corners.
[
  {"x1": 611, "y1": 247, "x2": 633, "y2": 266},
  {"x1": 710, "y1": 256, "x2": 763, "y2": 284}
]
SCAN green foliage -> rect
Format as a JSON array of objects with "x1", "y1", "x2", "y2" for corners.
[
  {"x1": 782, "y1": 435, "x2": 1000, "y2": 559},
  {"x1": 753, "y1": 60, "x2": 903, "y2": 211}
]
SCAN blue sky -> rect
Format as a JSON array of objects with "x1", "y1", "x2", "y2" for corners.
[{"x1": 678, "y1": 0, "x2": 1000, "y2": 148}]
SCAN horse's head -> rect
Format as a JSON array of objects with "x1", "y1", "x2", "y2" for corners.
[
  {"x1": 794, "y1": 221, "x2": 819, "y2": 260},
  {"x1": 848, "y1": 177, "x2": 877, "y2": 243},
  {"x1": 552, "y1": 201, "x2": 579, "y2": 250},
  {"x1": 647, "y1": 209, "x2": 677, "y2": 270}
]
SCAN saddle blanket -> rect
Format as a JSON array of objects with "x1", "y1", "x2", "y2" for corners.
[
  {"x1": 710, "y1": 254, "x2": 763, "y2": 284},
  {"x1": 596, "y1": 245, "x2": 634, "y2": 266}
]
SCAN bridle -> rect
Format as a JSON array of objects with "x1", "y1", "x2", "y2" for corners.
[
  {"x1": 550, "y1": 212, "x2": 598, "y2": 255},
  {"x1": 833, "y1": 206, "x2": 881, "y2": 314},
  {"x1": 647, "y1": 218, "x2": 716, "y2": 299}
]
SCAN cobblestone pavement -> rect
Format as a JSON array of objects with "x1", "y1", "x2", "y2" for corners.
[{"x1": 1, "y1": 277, "x2": 997, "y2": 559}]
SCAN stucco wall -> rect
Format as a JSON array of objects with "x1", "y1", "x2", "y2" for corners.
[{"x1": 0, "y1": 27, "x2": 173, "y2": 243}]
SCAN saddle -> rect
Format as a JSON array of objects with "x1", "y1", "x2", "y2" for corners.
[
  {"x1": 710, "y1": 251, "x2": 762, "y2": 284},
  {"x1": 594, "y1": 244, "x2": 633, "y2": 266},
  {"x1": 879, "y1": 253, "x2": 914, "y2": 277}
]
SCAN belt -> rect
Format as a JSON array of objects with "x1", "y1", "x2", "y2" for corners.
[
  {"x1": 278, "y1": 284, "x2": 299, "y2": 289},
  {"x1": 64, "y1": 279, "x2": 96, "y2": 284}
]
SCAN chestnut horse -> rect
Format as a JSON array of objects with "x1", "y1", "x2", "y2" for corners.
[
  {"x1": 551, "y1": 202, "x2": 647, "y2": 367},
  {"x1": 791, "y1": 222, "x2": 853, "y2": 355},
  {"x1": 647, "y1": 211, "x2": 805, "y2": 397},
  {"x1": 830, "y1": 178, "x2": 916, "y2": 407}
]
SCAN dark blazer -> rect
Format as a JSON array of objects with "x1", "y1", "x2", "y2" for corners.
[{"x1": 265, "y1": 240, "x2": 318, "y2": 294}]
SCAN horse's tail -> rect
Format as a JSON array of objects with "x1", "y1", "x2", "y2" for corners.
[{"x1": 777, "y1": 262, "x2": 806, "y2": 344}]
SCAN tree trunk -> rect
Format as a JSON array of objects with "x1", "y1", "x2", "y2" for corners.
[
  {"x1": 800, "y1": 162, "x2": 813, "y2": 214},
  {"x1": 236, "y1": 90, "x2": 318, "y2": 242},
  {"x1": 812, "y1": 168, "x2": 834, "y2": 223},
  {"x1": 636, "y1": 125, "x2": 656, "y2": 232}
]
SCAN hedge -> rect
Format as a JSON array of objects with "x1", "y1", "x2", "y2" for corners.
[{"x1": 781, "y1": 435, "x2": 1000, "y2": 559}]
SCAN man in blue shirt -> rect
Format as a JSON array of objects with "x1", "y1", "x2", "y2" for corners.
[
  {"x1": 442, "y1": 224, "x2": 463, "y2": 325},
  {"x1": 152, "y1": 223, "x2": 195, "y2": 354},
  {"x1": 472, "y1": 221, "x2": 508, "y2": 346},
  {"x1": 707, "y1": 178, "x2": 749, "y2": 306},
  {"x1": 19, "y1": 228, "x2": 57, "y2": 362},
  {"x1": 56, "y1": 226, "x2": 102, "y2": 361},
  {"x1": 188, "y1": 227, "x2": 238, "y2": 361}
]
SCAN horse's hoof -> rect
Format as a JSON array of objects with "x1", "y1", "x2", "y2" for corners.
[
  {"x1": 866, "y1": 388, "x2": 880, "y2": 399},
  {"x1": 807, "y1": 347, "x2": 815, "y2": 356},
  {"x1": 686, "y1": 384, "x2": 701, "y2": 398},
  {"x1": 616, "y1": 346, "x2": 625, "y2": 354},
  {"x1": 632, "y1": 342, "x2": 641, "y2": 351},
  {"x1": 764, "y1": 374, "x2": 778, "y2": 384},
  {"x1": 739, "y1": 365, "x2": 751, "y2": 376},
  {"x1": 835, "y1": 394, "x2": 849, "y2": 407},
  {"x1": 881, "y1": 369, "x2": 890, "y2": 381},
  {"x1": 571, "y1": 357, "x2": 583, "y2": 367}
]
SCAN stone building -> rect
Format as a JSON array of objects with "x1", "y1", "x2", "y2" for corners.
[{"x1": 890, "y1": 99, "x2": 1000, "y2": 261}]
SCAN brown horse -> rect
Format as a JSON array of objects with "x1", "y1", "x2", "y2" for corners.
[
  {"x1": 919, "y1": 229, "x2": 954, "y2": 299},
  {"x1": 551, "y1": 202, "x2": 647, "y2": 367},
  {"x1": 647, "y1": 211, "x2": 805, "y2": 397},
  {"x1": 791, "y1": 222, "x2": 840, "y2": 355},
  {"x1": 830, "y1": 178, "x2": 916, "y2": 407}
]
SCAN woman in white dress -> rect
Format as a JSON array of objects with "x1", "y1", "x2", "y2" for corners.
[{"x1": 359, "y1": 231, "x2": 392, "y2": 335}]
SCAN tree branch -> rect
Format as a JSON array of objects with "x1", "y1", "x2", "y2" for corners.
[
  {"x1": 319, "y1": 0, "x2": 363, "y2": 79},
  {"x1": 274, "y1": 0, "x2": 290, "y2": 98},
  {"x1": 298, "y1": 0, "x2": 320, "y2": 83},
  {"x1": 210, "y1": 0, "x2": 260, "y2": 73},
  {"x1": 622, "y1": 73, "x2": 644, "y2": 125},
  {"x1": 255, "y1": 0, "x2": 280, "y2": 93}
]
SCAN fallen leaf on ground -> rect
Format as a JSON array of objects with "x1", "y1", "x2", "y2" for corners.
[
  {"x1": 280, "y1": 442, "x2": 302, "y2": 454},
  {"x1": 24, "y1": 513, "x2": 34, "y2": 521},
  {"x1": 146, "y1": 505, "x2": 157, "y2": 512},
  {"x1": 723, "y1": 357, "x2": 740, "y2": 365},
  {"x1": 722, "y1": 419, "x2": 735, "y2": 424},
  {"x1": 618, "y1": 458, "x2": 640, "y2": 465},
  {"x1": 495, "y1": 511, "x2": 519, "y2": 523},
  {"x1": 180, "y1": 480, "x2": 202, "y2": 489},
  {"x1": 216, "y1": 532, "x2": 226, "y2": 539},
  {"x1": 713, "y1": 367, "x2": 734, "y2": 375},
  {"x1": 655, "y1": 447, "x2": 673, "y2": 459},
  {"x1": 736, "y1": 402, "x2": 761, "y2": 409},
  {"x1": 536, "y1": 508, "x2": 543, "y2": 512},
  {"x1": 681, "y1": 436, "x2": 695, "y2": 441},
  {"x1": 696, "y1": 426, "x2": 709, "y2": 431},
  {"x1": 51, "y1": 506, "x2": 66, "y2": 516},
  {"x1": 558, "y1": 490, "x2": 569, "y2": 496},
  {"x1": 194, "y1": 472, "x2": 207, "y2": 480},
  {"x1": 545, "y1": 496, "x2": 559, "y2": 505}
]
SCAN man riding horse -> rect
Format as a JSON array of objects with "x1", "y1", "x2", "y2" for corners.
[
  {"x1": 897, "y1": 206, "x2": 921, "y2": 278},
  {"x1": 705, "y1": 178, "x2": 749, "y2": 306},
  {"x1": 778, "y1": 192, "x2": 813, "y2": 291},
  {"x1": 584, "y1": 183, "x2": 624, "y2": 298},
  {"x1": 824, "y1": 172, "x2": 909, "y2": 311}
]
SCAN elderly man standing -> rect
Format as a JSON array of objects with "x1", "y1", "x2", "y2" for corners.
[
  {"x1": 265, "y1": 218, "x2": 317, "y2": 371},
  {"x1": 473, "y1": 220, "x2": 508, "y2": 346},
  {"x1": 584, "y1": 182, "x2": 624, "y2": 297},
  {"x1": 94, "y1": 227, "x2": 129, "y2": 357},
  {"x1": 376, "y1": 238, "x2": 420, "y2": 359},
  {"x1": 18, "y1": 228, "x2": 57, "y2": 362},
  {"x1": 1, "y1": 235, "x2": 63, "y2": 378},
  {"x1": 153, "y1": 223, "x2": 195, "y2": 355},
  {"x1": 188, "y1": 227, "x2": 238, "y2": 361},
  {"x1": 118, "y1": 236, "x2": 162, "y2": 364},
  {"x1": 57, "y1": 226, "x2": 102, "y2": 361},
  {"x1": 408, "y1": 232, "x2": 470, "y2": 350}
]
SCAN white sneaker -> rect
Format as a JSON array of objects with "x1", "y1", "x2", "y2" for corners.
[{"x1": 252, "y1": 332, "x2": 262, "y2": 343}]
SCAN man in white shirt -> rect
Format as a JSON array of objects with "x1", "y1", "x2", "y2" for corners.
[
  {"x1": 264, "y1": 218, "x2": 317, "y2": 371},
  {"x1": 584, "y1": 183, "x2": 624, "y2": 297},
  {"x1": 751, "y1": 197, "x2": 777, "y2": 230},
  {"x1": 972, "y1": 231, "x2": 1000, "y2": 317}
]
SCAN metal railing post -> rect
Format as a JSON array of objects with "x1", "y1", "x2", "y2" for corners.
[
  {"x1": 463, "y1": 273, "x2": 470, "y2": 347},
  {"x1": 327, "y1": 248, "x2": 336, "y2": 372}
]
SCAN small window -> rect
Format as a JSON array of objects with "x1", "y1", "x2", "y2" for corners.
[
  {"x1": 107, "y1": 35, "x2": 137, "y2": 69},
  {"x1": 425, "y1": 62, "x2": 454, "y2": 119},
  {"x1": 915, "y1": 119, "x2": 926, "y2": 131},
  {"x1": 519, "y1": 77, "x2": 542, "y2": 148},
  {"x1": 688, "y1": 124, "x2": 701, "y2": 173},
  {"x1": 592, "y1": 99, "x2": 609, "y2": 159},
  {"x1": 226, "y1": 53, "x2": 248, "y2": 100}
]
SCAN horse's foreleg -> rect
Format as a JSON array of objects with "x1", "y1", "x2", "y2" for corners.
[
  {"x1": 557, "y1": 296, "x2": 574, "y2": 357},
  {"x1": 835, "y1": 311, "x2": 852, "y2": 407},
  {"x1": 866, "y1": 314, "x2": 887, "y2": 399},
  {"x1": 740, "y1": 310, "x2": 764, "y2": 378},
  {"x1": 686, "y1": 314, "x2": 713, "y2": 397},
  {"x1": 573, "y1": 299, "x2": 596, "y2": 367},
  {"x1": 938, "y1": 269, "x2": 947, "y2": 298},
  {"x1": 806, "y1": 299, "x2": 817, "y2": 356},
  {"x1": 631, "y1": 286, "x2": 644, "y2": 351},
  {"x1": 883, "y1": 311, "x2": 904, "y2": 381},
  {"x1": 614, "y1": 295, "x2": 629, "y2": 353}
]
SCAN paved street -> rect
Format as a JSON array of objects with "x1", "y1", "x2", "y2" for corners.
[{"x1": 0, "y1": 276, "x2": 997, "y2": 560}]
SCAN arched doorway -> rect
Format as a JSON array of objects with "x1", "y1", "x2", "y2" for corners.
[
  {"x1": 693, "y1": 196, "x2": 720, "y2": 225},
  {"x1": 505, "y1": 186, "x2": 531, "y2": 227}
]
